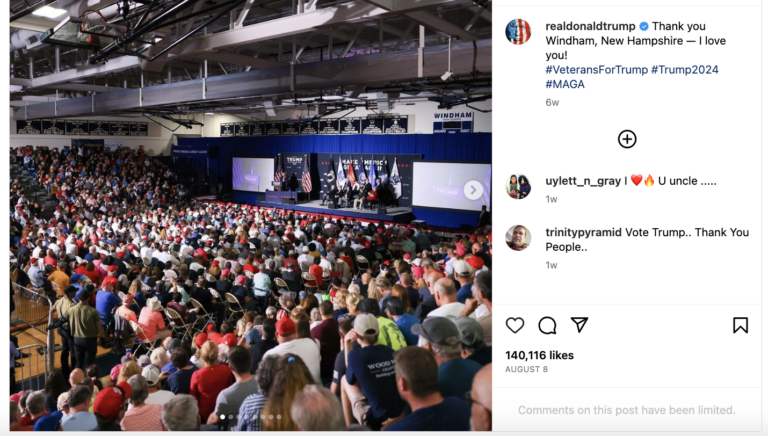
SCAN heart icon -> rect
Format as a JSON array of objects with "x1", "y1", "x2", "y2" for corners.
[
  {"x1": 506, "y1": 317, "x2": 525, "y2": 334},
  {"x1": 631, "y1": 174, "x2": 642, "y2": 186}
]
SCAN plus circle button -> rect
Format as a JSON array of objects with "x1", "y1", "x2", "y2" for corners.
[{"x1": 618, "y1": 130, "x2": 637, "y2": 148}]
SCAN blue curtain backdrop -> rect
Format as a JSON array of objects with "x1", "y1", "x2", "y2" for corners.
[{"x1": 176, "y1": 133, "x2": 491, "y2": 229}]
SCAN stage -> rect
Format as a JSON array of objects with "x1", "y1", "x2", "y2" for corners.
[{"x1": 207, "y1": 194, "x2": 417, "y2": 224}]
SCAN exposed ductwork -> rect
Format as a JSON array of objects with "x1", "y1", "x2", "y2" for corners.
[{"x1": 14, "y1": 38, "x2": 490, "y2": 119}]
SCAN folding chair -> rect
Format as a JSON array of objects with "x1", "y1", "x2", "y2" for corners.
[
  {"x1": 165, "y1": 308, "x2": 192, "y2": 341},
  {"x1": 129, "y1": 321, "x2": 156, "y2": 356},
  {"x1": 189, "y1": 298, "x2": 215, "y2": 327},
  {"x1": 209, "y1": 288, "x2": 222, "y2": 300},
  {"x1": 10, "y1": 251, "x2": 18, "y2": 276},
  {"x1": 302, "y1": 272, "x2": 318, "y2": 293},
  {"x1": 224, "y1": 293, "x2": 245, "y2": 322},
  {"x1": 356, "y1": 255, "x2": 370, "y2": 272}
]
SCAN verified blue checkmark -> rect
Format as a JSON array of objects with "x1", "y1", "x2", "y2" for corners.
[{"x1": 639, "y1": 21, "x2": 649, "y2": 31}]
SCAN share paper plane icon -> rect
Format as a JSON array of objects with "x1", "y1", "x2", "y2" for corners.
[{"x1": 571, "y1": 317, "x2": 588, "y2": 333}]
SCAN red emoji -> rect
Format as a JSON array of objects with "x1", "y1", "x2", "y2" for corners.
[{"x1": 631, "y1": 174, "x2": 642, "y2": 186}]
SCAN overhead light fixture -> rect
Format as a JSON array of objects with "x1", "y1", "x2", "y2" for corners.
[
  {"x1": 441, "y1": 36, "x2": 453, "y2": 82},
  {"x1": 205, "y1": 112, "x2": 215, "y2": 116},
  {"x1": 32, "y1": 6, "x2": 67, "y2": 18}
]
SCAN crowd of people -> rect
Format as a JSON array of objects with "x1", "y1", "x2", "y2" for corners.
[{"x1": 10, "y1": 144, "x2": 493, "y2": 431}]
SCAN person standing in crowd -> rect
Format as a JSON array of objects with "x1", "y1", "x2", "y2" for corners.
[
  {"x1": 290, "y1": 384, "x2": 347, "y2": 431},
  {"x1": 342, "y1": 314, "x2": 405, "y2": 430},
  {"x1": 52, "y1": 285, "x2": 78, "y2": 377},
  {"x1": 478, "y1": 205, "x2": 490, "y2": 227},
  {"x1": 122, "y1": 374, "x2": 164, "y2": 431},
  {"x1": 453, "y1": 260, "x2": 476, "y2": 304},
  {"x1": 413, "y1": 317, "x2": 481, "y2": 399},
  {"x1": 469, "y1": 365, "x2": 492, "y2": 431},
  {"x1": 385, "y1": 297, "x2": 419, "y2": 346},
  {"x1": 190, "y1": 341, "x2": 234, "y2": 421},
  {"x1": 427, "y1": 278, "x2": 465, "y2": 319},
  {"x1": 310, "y1": 301, "x2": 340, "y2": 386},
  {"x1": 67, "y1": 289, "x2": 102, "y2": 370},
  {"x1": 210, "y1": 346, "x2": 257, "y2": 430},
  {"x1": 93, "y1": 381, "x2": 132, "y2": 431},
  {"x1": 165, "y1": 347, "x2": 198, "y2": 395},
  {"x1": 161, "y1": 394, "x2": 200, "y2": 431},
  {"x1": 61, "y1": 385, "x2": 97, "y2": 431},
  {"x1": 462, "y1": 270, "x2": 492, "y2": 346},
  {"x1": 385, "y1": 346, "x2": 471, "y2": 431},
  {"x1": 263, "y1": 318, "x2": 321, "y2": 384},
  {"x1": 236, "y1": 355, "x2": 279, "y2": 431},
  {"x1": 262, "y1": 354, "x2": 315, "y2": 431}
]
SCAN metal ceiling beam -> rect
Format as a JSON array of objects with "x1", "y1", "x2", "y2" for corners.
[
  {"x1": 405, "y1": 10, "x2": 478, "y2": 41},
  {"x1": 167, "y1": 0, "x2": 469, "y2": 58},
  {"x1": 24, "y1": 55, "x2": 142, "y2": 90},
  {"x1": 467, "y1": 4, "x2": 492, "y2": 23},
  {"x1": 173, "y1": 51, "x2": 282, "y2": 69},
  {"x1": 234, "y1": 0, "x2": 256, "y2": 28},
  {"x1": 45, "y1": 83, "x2": 121, "y2": 93},
  {"x1": 393, "y1": 22, "x2": 416, "y2": 50},
  {"x1": 15, "y1": 38, "x2": 490, "y2": 119}
]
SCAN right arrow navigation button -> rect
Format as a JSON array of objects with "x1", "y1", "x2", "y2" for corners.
[{"x1": 571, "y1": 317, "x2": 588, "y2": 333}]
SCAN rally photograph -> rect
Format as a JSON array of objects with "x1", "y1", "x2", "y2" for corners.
[{"x1": 8, "y1": 0, "x2": 492, "y2": 431}]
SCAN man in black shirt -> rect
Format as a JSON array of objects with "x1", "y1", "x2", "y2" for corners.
[
  {"x1": 249, "y1": 319, "x2": 278, "y2": 374},
  {"x1": 190, "y1": 285, "x2": 226, "y2": 329}
]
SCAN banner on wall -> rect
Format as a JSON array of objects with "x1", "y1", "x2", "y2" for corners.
[
  {"x1": 71, "y1": 138, "x2": 104, "y2": 148},
  {"x1": 172, "y1": 144, "x2": 208, "y2": 157},
  {"x1": 16, "y1": 120, "x2": 148, "y2": 136},
  {"x1": 281, "y1": 153, "x2": 310, "y2": 192},
  {"x1": 219, "y1": 116, "x2": 409, "y2": 137},
  {"x1": 316, "y1": 153, "x2": 419, "y2": 207},
  {"x1": 104, "y1": 139, "x2": 124, "y2": 151},
  {"x1": 433, "y1": 111, "x2": 474, "y2": 133}
]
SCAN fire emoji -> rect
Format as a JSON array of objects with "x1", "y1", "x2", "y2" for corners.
[{"x1": 644, "y1": 175, "x2": 654, "y2": 187}]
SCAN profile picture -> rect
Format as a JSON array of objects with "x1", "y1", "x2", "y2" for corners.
[
  {"x1": 506, "y1": 19, "x2": 531, "y2": 44},
  {"x1": 506, "y1": 225, "x2": 531, "y2": 251},
  {"x1": 506, "y1": 174, "x2": 531, "y2": 199}
]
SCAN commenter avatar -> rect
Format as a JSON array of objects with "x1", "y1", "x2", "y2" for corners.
[{"x1": 506, "y1": 225, "x2": 530, "y2": 251}]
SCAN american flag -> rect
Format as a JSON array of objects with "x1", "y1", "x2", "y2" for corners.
[
  {"x1": 301, "y1": 155, "x2": 312, "y2": 193},
  {"x1": 274, "y1": 154, "x2": 285, "y2": 190},
  {"x1": 508, "y1": 19, "x2": 531, "y2": 45}
]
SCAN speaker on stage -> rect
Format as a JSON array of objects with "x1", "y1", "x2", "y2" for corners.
[
  {"x1": 281, "y1": 198, "x2": 295, "y2": 205},
  {"x1": 377, "y1": 208, "x2": 388, "y2": 214},
  {"x1": 209, "y1": 146, "x2": 219, "y2": 158}
]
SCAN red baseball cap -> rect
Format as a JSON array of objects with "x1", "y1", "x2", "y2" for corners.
[
  {"x1": 454, "y1": 244, "x2": 467, "y2": 257},
  {"x1": 223, "y1": 333, "x2": 237, "y2": 347},
  {"x1": 466, "y1": 255, "x2": 484, "y2": 271},
  {"x1": 195, "y1": 333, "x2": 209, "y2": 348},
  {"x1": 276, "y1": 318, "x2": 296, "y2": 337},
  {"x1": 93, "y1": 381, "x2": 132, "y2": 419}
]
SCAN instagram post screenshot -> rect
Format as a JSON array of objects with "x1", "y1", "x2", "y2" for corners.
[
  {"x1": 1, "y1": 0, "x2": 767, "y2": 434},
  {"x1": 495, "y1": 0, "x2": 766, "y2": 434},
  {"x1": 3, "y1": 0, "x2": 495, "y2": 433}
]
